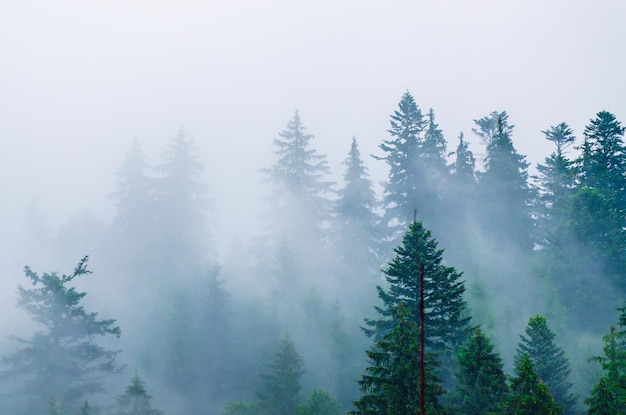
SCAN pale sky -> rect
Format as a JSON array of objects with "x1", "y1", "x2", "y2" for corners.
[{"x1": 1, "y1": 0, "x2": 625, "y2": 253}]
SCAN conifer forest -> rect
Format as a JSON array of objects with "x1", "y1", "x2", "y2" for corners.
[{"x1": 2, "y1": 2, "x2": 626, "y2": 415}]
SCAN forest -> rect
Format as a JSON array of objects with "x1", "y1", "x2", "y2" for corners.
[{"x1": 2, "y1": 91, "x2": 626, "y2": 415}]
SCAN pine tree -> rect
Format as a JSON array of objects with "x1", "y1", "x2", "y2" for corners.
[
  {"x1": 0, "y1": 257, "x2": 122, "y2": 414},
  {"x1": 114, "y1": 373, "x2": 164, "y2": 415},
  {"x1": 515, "y1": 316, "x2": 577, "y2": 414},
  {"x1": 472, "y1": 110, "x2": 514, "y2": 145},
  {"x1": 109, "y1": 139, "x2": 156, "y2": 274},
  {"x1": 452, "y1": 329, "x2": 508, "y2": 415},
  {"x1": 333, "y1": 137, "x2": 381, "y2": 300},
  {"x1": 573, "y1": 111, "x2": 626, "y2": 293},
  {"x1": 153, "y1": 126, "x2": 213, "y2": 278},
  {"x1": 261, "y1": 111, "x2": 333, "y2": 241},
  {"x1": 502, "y1": 353, "x2": 562, "y2": 415},
  {"x1": 586, "y1": 307, "x2": 626, "y2": 414},
  {"x1": 363, "y1": 221, "x2": 472, "y2": 391},
  {"x1": 353, "y1": 302, "x2": 445, "y2": 415},
  {"x1": 258, "y1": 335, "x2": 305, "y2": 415},
  {"x1": 376, "y1": 91, "x2": 426, "y2": 242},
  {"x1": 477, "y1": 115, "x2": 535, "y2": 251}
]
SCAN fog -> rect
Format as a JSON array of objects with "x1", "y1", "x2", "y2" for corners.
[{"x1": 2, "y1": 1, "x2": 626, "y2": 414}]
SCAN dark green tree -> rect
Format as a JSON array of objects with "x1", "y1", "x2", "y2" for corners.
[
  {"x1": 114, "y1": 373, "x2": 163, "y2": 415},
  {"x1": 258, "y1": 335, "x2": 304, "y2": 415},
  {"x1": 585, "y1": 377, "x2": 618, "y2": 415},
  {"x1": 364, "y1": 221, "x2": 472, "y2": 388},
  {"x1": 573, "y1": 111, "x2": 626, "y2": 293},
  {"x1": 586, "y1": 307, "x2": 626, "y2": 414},
  {"x1": 452, "y1": 329, "x2": 508, "y2": 415},
  {"x1": 353, "y1": 302, "x2": 445, "y2": 415},
  {"x1": 1, "y1": 257, "x2": 122, "y2": 414},
  {"x1": 376, "y1": 91, "x2": 426, "y2": 241},
  {"x1": 472, "y1": 110, "x2": 513, "y2": 145},
  {"x1": 502, "y1": 353, "x2": 562, "y2": 415},
  {"x1": 515, "y1": 316, "x2": 577, "y2": 414}
]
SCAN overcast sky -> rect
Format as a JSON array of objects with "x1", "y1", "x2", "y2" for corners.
[{"x1": 1, "y1": 0, "x2": 625, "y2": 254}]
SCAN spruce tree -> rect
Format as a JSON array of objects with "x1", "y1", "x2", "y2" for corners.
[
  {"x1": 334, "y1": 137, "x2": 381, "y2": 301},
  {"x1": 376, "y1": 91, "x2": 426, "y2": 242},
  {"x1": 258, "y1": 335, "x2": 304, "y2": 415},
  {"x1": 114, "y1": 373, "x2": 164, "y2": 415},
  {"x1": 363, "y1": 221, "x2": 472, "y2": 391},
  {"x1": 573, "y1": 111, "x2": 626, "y2": 293},
  {"x1": 502, "y1": 353, "x2": 562, "y2": 415},
  {"x1": 452, "y1": 329, "x2": 508, "y2": 415},
  {"x1": 0, "y1": 257, "x2": 122, "y2": 414},
  {"x1": 153, "y1": 126, "x2": 213, "y2": 279},
  {"x1": 477, "y1": 115, "x2": 535, "y2": 252},
  {"x1": 586, "y1": 307, "x2": 626, "y2": 414},
  {"x1": 515, "y1": 316, "x2": 577, "y2": 414},
  {"x1": 353, "y1": 302, "x2": 445, "y2": 415},
  {"x1": 261, "y1": 111, "x2": 333, "y2": 241}
]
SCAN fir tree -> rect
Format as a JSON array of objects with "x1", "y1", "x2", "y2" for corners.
[
  {"x1": 353, "y1": 302, "x2": 445, "y2": 415},
  {"x1": 472, "y1": 110, "x2": 514, "y2": 145},
  {"x1": 452, "y1": 329, "x2": 508, "y2": 415},
  {"x1": 376, "y1": 91, "x2": 426, "y2": 241},
  {"x1": 300, "y1": 389, "x2": 342, "y2": 415},
  {"x1": 0, "y1": 257, "x2": 122, "y2": 414},
  {"x1": 258, "y1": 335, "x2": 305, "y2": 415},
  {"x1": 585, "y1": 377, "x2": 618, "y2": 415},
  {"x1": 261, "y1": 111, "x2": 333, "y2": 241},
  {"x1": 114, "y1": 373, "x2": 164, "y2": 415},
  {"x1": 334, "y1": 137, "x2": 381, "y2": 301},
  {"x1": 515, "y1": 316, "x2": 577, "y2": 414},
  {"x1": 153, "y1": 126, "x2": 213, "y2": 278},
  {"x1": 502, "y1": 353, "x2": 562, "y2": 415},
  {"x1": 477, "y1": 115, "x2": 535, "y2": 251},
  {"x1": 363, "y1": 221, "x2": 472, "y2": 391}
]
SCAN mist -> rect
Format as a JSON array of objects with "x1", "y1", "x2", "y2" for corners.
[{"x1": 2, "y1": 1, "x2": 626, "y2": 414}]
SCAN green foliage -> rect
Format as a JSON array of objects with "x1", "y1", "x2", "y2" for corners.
[
  {"x1": 114, "y1": 373, "x2": 163, "y2": 415},
  {"x1": 586, "y1": 307, "x2": 626, "y2": 414},
  {"x1": 364, "y1": 221, "x2": 473, "y2": 388},
  {"x1": 353, "y1": 302, "x2": 445, "y2": 415},
  {"x1": 258, "y1": 335, "x2": 305, "y2": 415},
  {"x1": 223, "y1": 402, "x2": 261, "y2": 415},
  {"x1": 452, "y1": 329, "x2": 508, "y2": 414},
  {"x1": 476, "y1": 114, "x2": 534, "y2": 251},
  {"x1": 299, "y1": 389, "x2": 341, "y2": 415},
  {"x1": 376, "y1": 91, "x2": 426, "y2": 237},
  {"x1": 1, "y1": 257, "x2": 122, "y2": 414},
  {"x1": 515, "y1": 316, "x2": 577, "y2": 414},
  {"x1": 502, "y1": 353, "x2": 562, "y2": 415}
]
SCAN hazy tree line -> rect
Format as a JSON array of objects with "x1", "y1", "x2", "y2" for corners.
[{"x1": 2, "y1": 91, "x2": 626, "y2": 414}]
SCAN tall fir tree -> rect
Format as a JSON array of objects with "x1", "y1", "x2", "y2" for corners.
[
  {"x1": 353, "y1": 302, "x2": 445, "y2": 415},
  {"x1": 586, "y1": 306, "x2": 626, "y2": 413},
  {"x1": 515, "y1": 316, "x2": 577, "y2": 414},
  {"x1": 261, "y1": 111, "x2": 333, "y2": 242},
  {"x1": 573, "y1": 111, "x2": 626, "y2": 294},
  {"x1": 502, "y1": 353, "x2": 562, "y2": 415},
  {"x1": 333, "y1": 137, "x2": 381, "y2": 301},
  {"x1": 109, "y1": 139, "x2": 156, "y2": 274},
  {"x1": 477, "y1": 115, "x2": 535, "y2": 252},
  {"x1": 0, "y1": 258, "x2": 122, "y2": 415},
  {"x1": 153, "y1": 126, "x2": 213, "y2": 280},
  {"x1": 376, "y1": 91, "x2": 426, "y2": 244},
  {"x1": 259, "y1": 111, "x2": 334, "y2": 292},
  {"x1": 257, "y1": 335, "x2": 304, "y2": 415},
  {"x1": 363, "y1": 221, "x2": 473, "y2": 391},
  {"x1": 451, "y1": 329, "x2": 508, "y2": 415}
]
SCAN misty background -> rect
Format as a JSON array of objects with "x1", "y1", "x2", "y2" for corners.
[{"x1": 2, "y1": 1, "x2": 626, "y2": 414}]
